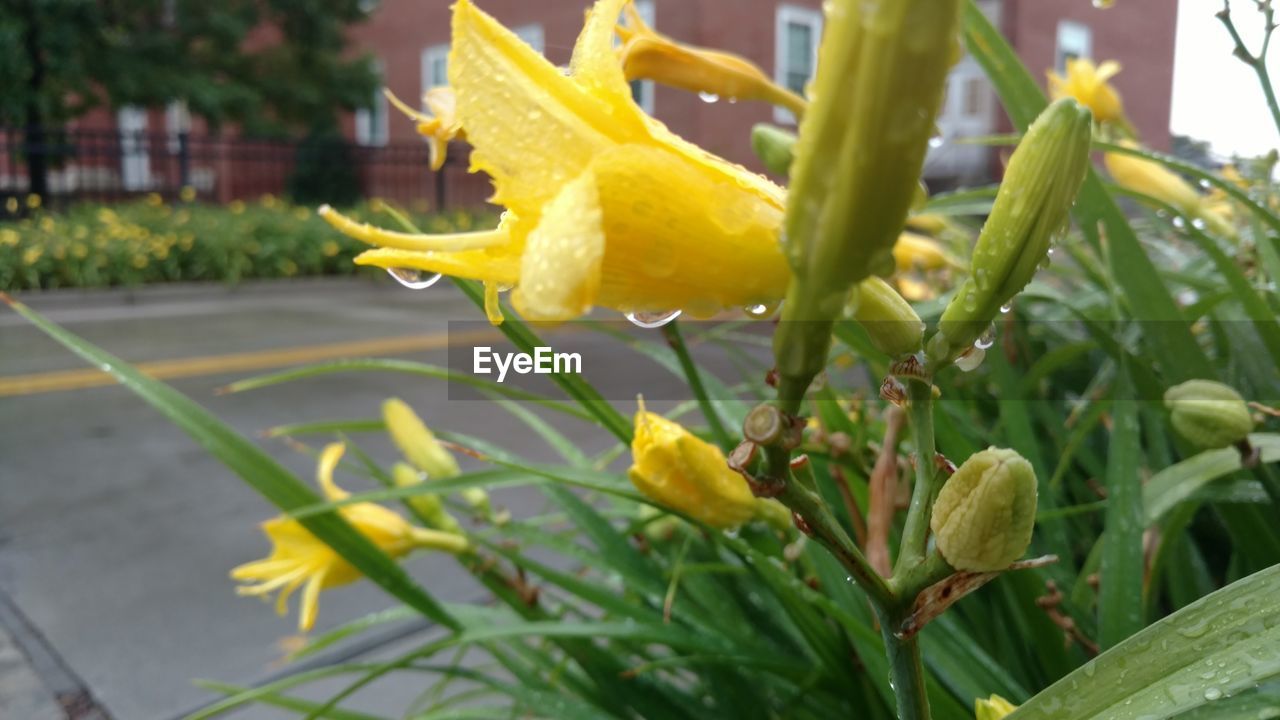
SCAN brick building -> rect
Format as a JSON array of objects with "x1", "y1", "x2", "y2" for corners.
[
  {"x1": 343, "y1": 0, "x2": 1175, "y2": 190},
  {"x1": 7, "y1": 0, "x2": 1177, "y2": 204}
]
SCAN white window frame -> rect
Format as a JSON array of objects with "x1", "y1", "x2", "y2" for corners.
[
  {"x1": 513, "y1": 23, "x2": 545, "y2": 54},
  {"x1": 421, "y1": 43, "x2": 450, "y2": 99},
  {"x1": 1055, "y1": 20, "x2": 1092, "y2": 72},
  {"x1": 774, "y1": 5, "x2": 823, "y2": 125},
  {"x1": 628, "y1": 0, "x2": 656, "y2": 114},
  {"x1": 117, "y1": 106, "x2": 151, "y2": 191},
  {"x1": 356, "y1": 60, "x2": 390, "y2": 147}
]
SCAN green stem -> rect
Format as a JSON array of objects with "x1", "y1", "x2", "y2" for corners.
[
  {"x1": 894, "y1": 379, "x2": 939, "y2": 576},
  {"x1": 662, "y1": 320, "x2": 734, "y2": 449},
  {"x1": 1218, "y1": 1, "x2": 1280, "y2": 141},
  {"x1": 878, "y1": 613, "x2": 931, "y2": 720}
]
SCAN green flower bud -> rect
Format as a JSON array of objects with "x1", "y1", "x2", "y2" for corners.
[
  {"x1": 930, "y1": 99, "x2": 1093, "y2": 366},
  {"x1": 930, "y1": 447, "x2": 1037, "y2": 572},
  {"x1": 391, "y1": 462, "x2": 463, "y2": 534},
  {"x1": 751, "y1": 124, "x2": 796, "y2": 177},
  {"x1": 775, "y1": 0, "x2": 961, "y2": 395},
  {"x1": 851, "y1": 276, "x2": 924, "y2": 359},
  {"x1": 1164, "y1": 379, "x2": 1254, "y2": 449}
]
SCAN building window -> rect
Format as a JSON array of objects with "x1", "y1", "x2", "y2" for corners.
[
  {"x1": 422, "y1": 43, "x2": 449, "y2": 95},
  {"x1": 356, "y1": 61, "x2": 389, "y2": 147},
  {"x1": 117, "y1": 106, "x2": 151, "y2": 191},
  {"x1": 513, "y1": 24, "x2": 545, "y2": 54},
  {"x1": 165, "y1": 100, "x2": 189, "y2": 154},
  {"x1": 1055, "y1": 21, "x2": 1092, "y2": 71},
  {"x1": 627, "y1": 0, "x2": 656, "y2": 114},
  {"x1": 774, "y1": 5, "x2": 822, "y2": 124}
]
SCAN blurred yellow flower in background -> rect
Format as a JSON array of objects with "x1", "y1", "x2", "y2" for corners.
[
  {"x1": 1104, "y1": 141, "x2": 1236, "y2": 238},
  {"x1": 1048, "y1": 58, "x2": 1129, "y2": 130},
  {"x1": 231, "y1": 443, "x2": 468, "y2": 632},
  {"x1": 387, "y1": 87, "x2": 465, "y2": 172},
  {"x1": 614, "y1": 0, "x2": 806, "y2": 116},
  {"x1": 629, "y1": 398, "x2": 758, "y2": 529},
  {"x1": 321, "y1": 0, "x2": 789, "y2": 323},
  {"x1": 975, "y1": 694, "x2": 1018, "y2": 720}
]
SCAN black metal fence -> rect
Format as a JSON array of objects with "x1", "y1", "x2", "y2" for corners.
[{"x1": 0, "y1": 127, "x2": 491, "y2": 214}]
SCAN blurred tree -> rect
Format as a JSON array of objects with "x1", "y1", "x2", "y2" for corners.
[{"x1": 0, "y1": 0, "x2": 379, "y2": 197}]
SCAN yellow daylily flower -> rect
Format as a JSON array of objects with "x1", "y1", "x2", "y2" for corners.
[
  {"x1": 231, "y1": 443, "x2": 468, "y2": 632},
  {"x1": 1047, "y1": 58, "x2": 1130, "y2": 129},
  {"x1": 386, "y1": 87, "x2": 465, "y2": 171},
  {"x1": 1104, "y1": 141, "x2": 1235, "y2": 238},
  {"x1": 893, "y1": 232, "x2": 962, "y2": 273},
  {"x1": 975, "y1": 694, "x2": 1018, "y2": 720},
  {"x1": 615, "y1": 1, "x2": 806, "y2": 116},
  {"x1": 629, "y1": 398, "x2": 759, "y2": 529},
  {"x1": 320, "y1": 0, "x2": 789, "y2": 323}
]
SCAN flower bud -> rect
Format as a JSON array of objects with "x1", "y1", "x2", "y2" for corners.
[
  {"x1": 383, "y1": 398, "x2": 492, "y2": 514},
  {"x1": 775, "y1": 0, "x2": 961, "y2": 394},
  {"x1": 850, "y1": 276, "x2": 924, "y2": 359},
  {"x1": 975, "y1": 694, "x2": 1018, "y2": 720},
  {"x1": 751, "y1": 124, "x2": 797, "y2": 177},
  {"x1": 616, "y1": 6, "x2": 806, "y2": 117},
  {"x1": 930, "y1": 447, "x2": 1038, "y2": 572},
  {"x1": 391, "y1": 462, "x2": 463, "y2": 534},
  {"x1": 629, "y1": 399, "x2": 758, "y2": 529},
  {"x1": 931, "y1": 99, "x2": 1092, "y2": 366},
  {"x1": 893, "y1": 232, "x2": 961, "y2": 273},
  {"x1": 1164, "y1": 379, "x2": 1254, "y2": 449}
]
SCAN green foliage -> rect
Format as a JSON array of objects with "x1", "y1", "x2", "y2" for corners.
[
  {"x1": 288, "y1": 131, "x2": 364, "y2": 207},
  {"x1": 0, "y1": 197, "x2": 486, "y2": 290}
]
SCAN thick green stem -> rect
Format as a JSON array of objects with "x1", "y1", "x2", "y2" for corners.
[
  {"x1": 894, "y1": 379, "x2": 939, "y2": 576},
  {"x1": 662, "y1": 320, "x2": 733, "y2": 449},
  {"x1": 877, "y1": 607, "x2": 931, "y2": 720}
]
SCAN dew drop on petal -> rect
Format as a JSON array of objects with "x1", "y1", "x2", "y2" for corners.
[
  {"x1": 387, "y1": 267, "x2": 442, "y2": 289},
  {"x1": 999, "y1": 302, "x2": 1013, "y2": 314},
  {"x1": 928, "y1": 134, "x2": 945, "y2": 149},
  {"x1": 698, "y1": 92, "x2": 720, "y2": 104},
  {"x1": 626, "y1": 310, "x2": 682, "y2": 328},
  {"x1": 1203, "y1": 687, "x2": 1223, "y2": 701},
  {"x1": 744, "y1": 301, "x2": 780, "y2": 319}
]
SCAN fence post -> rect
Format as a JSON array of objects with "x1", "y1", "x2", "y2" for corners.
[
  {"x1": 434, "y1": 161, "x2": 447, "y2": 212},
  {"x1": 178, "y1": 130, "x2": 191, "y2": 193}
]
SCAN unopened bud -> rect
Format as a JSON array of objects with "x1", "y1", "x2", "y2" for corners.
[
  {"x1": 751, "y1": 124, "x2": 797, "y2": 177},
  {"x1": 975, "y1": 694, "x2": 1019, "y2": 720},
  {"x1": 1164, "y1": 379, "x2": 1254, "y2": 449},
  {"x1": 930, "y1": 447, "x2": 1038, "y2": 572},
  {"x1": 931, "y1": 99, "x2": 1092, "y2": 366},
  {"x1": 850, "y1": 276, "x2": 924, "y2": 359}
]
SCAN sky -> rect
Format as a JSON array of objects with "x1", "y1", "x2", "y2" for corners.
[{"x1": 1171, "y1": 0, "x2": 1280, "y2": 159}]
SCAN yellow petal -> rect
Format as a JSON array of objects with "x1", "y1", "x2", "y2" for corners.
[
  {"x1": 512, "y1": 169, "x2": 605, "y2": 320},
  {"x1": 298, "y1": 568, "x2": 327, "y2": 632},
  {"x1": 317, "y1": 442, "x2": 349, "y2": 501},
  {"x1": 318, "y1": 205, "x2": 506, "y2": 252},
  {"x1": 450, "y1": 0, "x2": 640, "y2": 218},
  {"x1": 354, "y1": 247, "x2": 520, "y2": 285},
  {"x1": 1095, "y1": 60, "x2": 1122, "y2": 82},
  {"x1": 586, "y1": 143, "x2": 787, "y2": 315},
  {"x1": 570, "y1": 0, "x2": 636, "y2": 105}
]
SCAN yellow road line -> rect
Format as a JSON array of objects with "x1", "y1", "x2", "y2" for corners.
[{"x1": 0, "y1": 328, "x2": 501, "y2": 398}]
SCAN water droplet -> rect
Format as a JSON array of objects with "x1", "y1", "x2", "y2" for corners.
[
  {"x1": 1199, "y1": 179, "x2": 1213, "y2": 190},
  {"x1": 928, "y1": 134, "x2": 945, "y2": 149},
  {"x1": 975, "y1": 326, "x2": 996, "y2": 350},
  {"x1": 698, "y1": 91, "x2": 720, "y2": 104},
  {"x1": 1204, "y1": 687, "x2": 1223, "y2": 701},
  {"x1": 999, "y1": 302, "x2": 1013, "y2": 314},
  {"x1": 1172, "y1": 216, "x2": 1187, "y2": 229},
  {"x1": 625, "y1": 310, "x2": 682, "y2": 328},
  {"x1": 1191, "y1": 217, "x2": 1207, "y2": 230},
  {"x1": 387, "y1": 267, "x2": 442, "y2": 289},
  {"x1": 744, "y1": 301, "x2": 780, "y2": 319},
  {"x1": 955, "y1": 345, "x2": 986, "y2": 372},
  {"x1": 727, "y1": 96, "x2": 739, "y2": 104}
]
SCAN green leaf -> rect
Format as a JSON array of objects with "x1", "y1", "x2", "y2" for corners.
[
  {"x1": 2, "y1": 295, "x2": 460, "y2": 632},
  {"x1": 1145, "y1": 434, "x2": 1280, "y2": 525},
  {"x1": 1099, "y1": 370, "x2": 1145, "y2": 649},
  {"x1": 1010, "y1": 563, "x2": 1280, "y2": 719}
]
